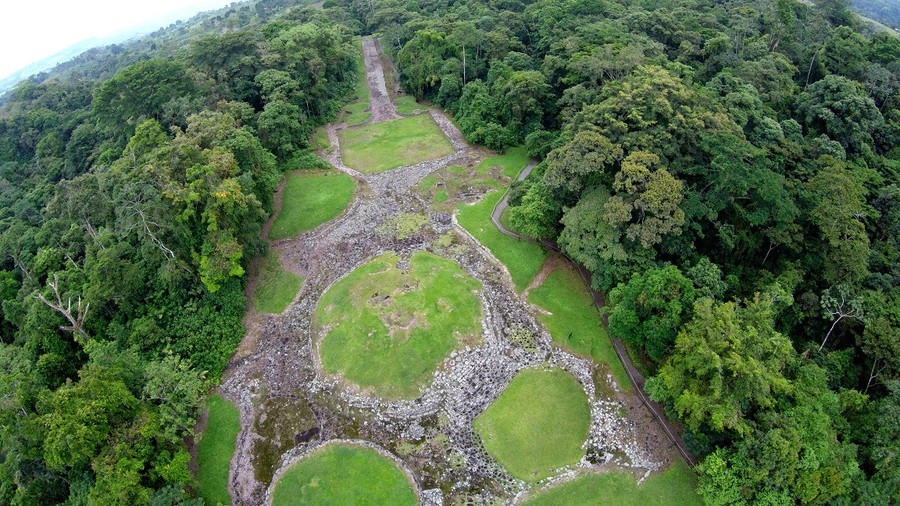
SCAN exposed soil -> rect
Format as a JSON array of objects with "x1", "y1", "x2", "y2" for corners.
[
  {"x1": 362, "y1": 37, "x2": 401, "y2": 123},
  {"x1": 218, "y1": 37, "x2": 683, "y2": 506}
]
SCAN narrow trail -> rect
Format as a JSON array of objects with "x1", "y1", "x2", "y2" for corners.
[{"x1": 220, "y1": 37, "x2": 684, "y2": 506}]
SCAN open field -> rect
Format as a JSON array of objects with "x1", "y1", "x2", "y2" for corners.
[
  {"x1": 525, "y1": 460, "x2": 701, "y2": 505},
  {"x1": 271, "y1": 443, "x2": 416, "y2": 506},
  {"x1": 338, "y1": 114, "x2": 454, "y2": 174},
  {"x1": 456, "y1": 190, "x2": 548, "y2": 291},
  {"x1": 252, "y1": 251, "x2": 302, "y2": 314},
  {"x1": 316, "y1": 251, "x2": 482, "y2": 399},
  {"x1": 474, "y1": 367, "x2": 590, "y2": 482},
  {"x1": 196, "y1": 395, "x2": 239, "y2": 506},
  {"x1": 269, "y1": 171, "x2": 354, "y2": 240}
]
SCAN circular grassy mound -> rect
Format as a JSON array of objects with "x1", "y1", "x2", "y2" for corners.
[
  {"x1": 316, "y1": 251, "x2": 482, "y2": 399},
  {"x1": 524, "y1": 461, "x2": 701, "y2": 506},
  {"x1": 271, "y1": 443, "x2": 416, "y2": 506},
  {"x1": 474, "y1": 367, "x2": 590, "y2": 482}
]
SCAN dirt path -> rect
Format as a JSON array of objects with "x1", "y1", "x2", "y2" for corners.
[
  {"x1": 219, "y1": 38, "x2": 680, "y2": 506},
  {"x1": 362, "y1": 37, "x2": 400, "y2": 122}
]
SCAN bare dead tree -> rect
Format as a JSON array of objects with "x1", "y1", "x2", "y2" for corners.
[
  {"x1": 122, "y1": 204, "x2": 176, "y2": 261},
  {"x1": 35, "y1": 274, "x2": 90, "y2": 343},
  {"x1": 819, "y1": 288, "x2": 864, "y2": 352},
  {"x1": 118, "y1": 184, "x2": 177, "y2": 262},
  {"x1": 12, "y1": 255, "x2": 33, "y2": 282},
  {"x1": 865, "y1": 358, "x2": 888, "y2": 394}
]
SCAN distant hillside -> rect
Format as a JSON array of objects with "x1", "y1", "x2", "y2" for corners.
[
  {"x1": 852, "y1": 0, "x2": 900, "y2": 29},
  {"x1": 0, "y1": 38, "x2": 105, "y2": 96},
  {"x1": 0, "y1": 0, "x2": 253, "y2": 97}
]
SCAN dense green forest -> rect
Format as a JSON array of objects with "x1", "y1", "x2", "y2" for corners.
[
  {"x1": 0, "y1": 1, "x2": 357, "y2": 503},
  {"x1": 0, "y1": 0, "x2": 896, "y2": 504}
]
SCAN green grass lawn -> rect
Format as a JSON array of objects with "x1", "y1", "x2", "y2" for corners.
[
  {"x1": 269, "y1": 171, "x2": 354, "y2": 240},
  {"x1": 341, "y1": 39, "x2": 371, "y2": 125},
  {"x1": 316, "y1": 251, "x2": 482, "y2": 399},
  {"x1": 394, "y1": 95, "x2": 425, "y2": 115},
  {"x1": 338, "y1": 114, "x2": 454, "y2": 174},
  {"x1": 310, "y1": 127, "x2": 330, "y2": 153},
  {"x1": 272, "y1": 443, "x2": 416, "y2": 506},
  {"x1": 456, "y1": 190, "x2": 548, "y2": 291},
  {"x1": 476, "y1": 145, "x2": 531, "y2": 177},
  {"x1": 252, "y1": 251, "x2": 302, "y2": 314},
  {"x1": 419, "y1": 174, "x2": 436, "y2": 190},
  {"x1": 525, "y1": 460, "x2": 700, "y2": 506},
  {"x1": 528, "y1": 265, "x2": 630, "y2": 389},
  {"x1": 196, "y1": 395, "x2": 239, "y2": 506},
  {"x1": 474, "y1": 367, "x2": 590, "y2": 482}
]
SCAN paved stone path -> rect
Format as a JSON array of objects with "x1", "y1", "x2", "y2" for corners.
[
  {"x1": 362, "y1": 37, "x2": 401, "y2": 123},
  {"x1": 220, "y1": 38, "x2": 678, "y2": 506}
]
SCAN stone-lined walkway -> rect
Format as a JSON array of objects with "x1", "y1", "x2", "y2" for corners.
[{"x1": 220, "y1": 38, "x2": 677, "y2": 505}]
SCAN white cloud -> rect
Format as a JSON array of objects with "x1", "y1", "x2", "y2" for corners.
[{"x1": 0, "y1": 0, "x2": 239, "y2": 77}]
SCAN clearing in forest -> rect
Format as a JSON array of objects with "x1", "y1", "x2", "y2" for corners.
[
  {"x1": 271, "y1": 443, "x2": 416, "y2": 506},
  {"x1": 196, "y1": 395, "x2": 240, "y2": 506},
  {"x1": 251, "y1": 251, "x2": 302, "y2": 314},
  {"x1": 474, "y1": 367, "x2": 591, "y2": 482},
  {"x1": 268, "y1": 170, "x2": 354, "y2": 241},
  {"x1": 315, "y1": 251, "x2": 482, "y2": 399},
  {"x1": 525, "y1": 460, "x2": 701, "y2": 505},
  {"x1": 338, "y1": 114, "x2": 454, "y2": 174}
]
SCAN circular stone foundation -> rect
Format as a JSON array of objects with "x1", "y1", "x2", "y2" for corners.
[
  {"x1": 315, "y1": 250, "x2": 482, "y2": 399},
  {"x1": 271, "y1": 442, "x2": 417, "y2": 506},
  {"x1": 475, "y1": 367, "x2": 591, "y2": 483}
]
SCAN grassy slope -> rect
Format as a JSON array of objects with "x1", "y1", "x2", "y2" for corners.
[
  {"x1": 269, "y1": 171, "x2": 354, "y2": 241},
  {"x1": 474, "y1": 368, "x2": 591, "y2": 483},
  {"x1": 476, "y1": 145, "x2": 531, "y2": 177},
  {"x1": 528, "y1": 266, "x2": 630, "y2": 389},
  {"x1": 394, "y1": 95, "x2": 424, "y2": 115},
  {"x1": 252, "y1": 251, "x2": 302, "y2": 314},
  {"x1": 310, "y1": 127, "x2": 330, "y2": 152},
  {"x1": 338, "y1": 114, "x2": 454, "y2": 174},
  {"x1": 341, "y1": 38, "x2": 371, "y2": 125},
  {"x1": 525, "y1": 460, "x2": 701, "y2": 506},
  {"x1": 196, "y1": 395, "x2": 240, "y2": 506},
  {"x1": 316, "y1": 251, "x2": 482, "y2": 399},
  {"x1": 456, "y1": 190, "x2": 548, "y2": 291},
  {"x1": 271, "y1": 443, "x2": 416, "y2": 506}
]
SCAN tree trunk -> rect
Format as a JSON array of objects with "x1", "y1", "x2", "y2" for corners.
[{"x1": 818, "y1": 315, "x2": 843, "y2": 352}]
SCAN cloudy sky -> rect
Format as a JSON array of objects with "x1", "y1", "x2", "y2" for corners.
[{"x1": 0, "y1": 0, "x2": 238, "y2": 78}]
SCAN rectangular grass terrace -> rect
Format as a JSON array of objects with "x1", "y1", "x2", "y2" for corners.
[{"x1": 337, "y1": 114, "x2": 455, "y2": 174}]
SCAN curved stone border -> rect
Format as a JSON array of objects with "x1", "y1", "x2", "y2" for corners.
[
  {"x1": 306, "y1": 248, "x2": 485, "y2": 403},
  {"x1": 511, "y1": 464, "x2": 645, "y2": 505},
  {"x1": 264, "y1": 439, "x2": 422, "y2": 506}
]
